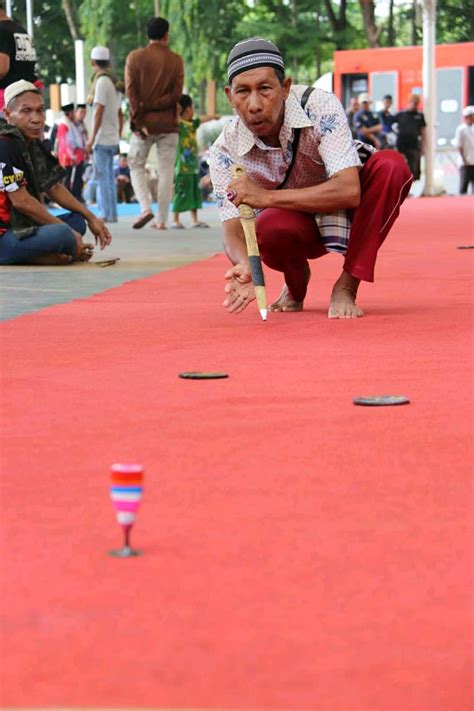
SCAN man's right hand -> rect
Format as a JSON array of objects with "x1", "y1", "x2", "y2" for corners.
[
  {"x1": 223, "y1": 263, "x2": 255, "y2": 314},
  {"x1": 87, "y1": 215, "x2": 112, "y2": 249}
]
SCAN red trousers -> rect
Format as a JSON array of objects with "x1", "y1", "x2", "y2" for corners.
[{"x1": 255, "y1": 150, "x2": 413, "y2": 302}]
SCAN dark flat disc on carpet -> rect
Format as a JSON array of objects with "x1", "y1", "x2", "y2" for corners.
[
  {"x1": 456, "y1": 245, "x2": 474, "y2": 250},
  {"x1": 179, "y1": 372, "x2": 229, "y2": 380},
  {"x1": 353, "y1": 395, "x2": 410, "y2": 407}
]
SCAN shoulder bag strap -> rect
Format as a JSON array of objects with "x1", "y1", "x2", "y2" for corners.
[{"x1": 277, "y1": 86, "x2": 315, "y2": 190}]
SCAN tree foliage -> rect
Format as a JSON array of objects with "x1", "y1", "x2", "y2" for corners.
[
  {"x1": 9, "y1": 0, "x2": 471, "y2": 104},
  {"x1": 160, "y1": 0, "x2": 244, "y2": 95},
  {"x1": 436, "y1": 0, "x2": 474, "y2": 44}
]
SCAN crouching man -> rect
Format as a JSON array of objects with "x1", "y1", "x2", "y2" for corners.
[
  {"x1": 0, "y1": 80, "x2": 111, "y2": 265},
  {"x1": 210, "y1": 39, "x2": 413, "y2": 318}
]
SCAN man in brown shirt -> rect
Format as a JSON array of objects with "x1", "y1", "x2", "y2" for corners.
[{"x1": 125, "y1": 17, "x2": 184, "y2": 229}]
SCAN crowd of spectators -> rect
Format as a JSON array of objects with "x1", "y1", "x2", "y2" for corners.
[
  {"x1": 37, "y1": 16, "x2": 217, "y2": 231},
  {"x1": 345, "y1": 92, "x2": 473, "y2": 193},
  {"x1": 346, "y1": 92, "x2": 427, "y2": 180}
]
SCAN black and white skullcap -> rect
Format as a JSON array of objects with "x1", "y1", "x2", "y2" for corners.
[{"x1": 227, "y1": 38, "x2": 284, "y2": 84}]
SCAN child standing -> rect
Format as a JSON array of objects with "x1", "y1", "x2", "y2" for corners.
[{"x1": 172, "y1": 95, "x2": 218, "y2": 229}]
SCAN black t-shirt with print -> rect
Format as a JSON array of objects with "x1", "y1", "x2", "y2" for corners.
[
  {"x1": 0, "y1": 136, "x2": 27, "y2": 232},
  {"x1": 0, "y1": 19, "x2": 37, "y2": 88}
]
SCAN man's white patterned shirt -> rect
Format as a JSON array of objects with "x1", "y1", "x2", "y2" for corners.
[{"x1": 209, "y1": 86, "x2": 371, "y2": 253}]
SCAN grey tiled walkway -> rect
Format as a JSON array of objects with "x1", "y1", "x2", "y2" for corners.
[{"x1": 0, "y1": 205, "x2": 224, "y2": 321}]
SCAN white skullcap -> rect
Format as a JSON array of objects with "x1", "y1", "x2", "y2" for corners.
[
  {"x1": 4, "y1": 80, "x2": 40, "y2": 107},
  {"x1": 91, "y1": 46, "x2": 110, "y2": 61}
]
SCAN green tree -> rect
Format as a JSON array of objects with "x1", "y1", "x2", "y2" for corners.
[
  {"x1": 20, "y1": 0, "x2": 474, "y2": 105},
  {"x1": 161, "y1": 0, "x2": 245, "y2": 110},
  {"x1": 437, "y1": 0, "x2": 474, "y2": 42},
  {"x1": 78, "y1": 0, "x2": 131, "y2": 75}
]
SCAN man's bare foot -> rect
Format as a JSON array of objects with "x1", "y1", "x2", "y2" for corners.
[
  {"x1": 269, "y1": 284, "x2": 304, "y2": 312},
  {"x1": 75, "y1": 242, "x2": 94, "y2": 262},
  {"x1": 269, "y1": 263, "x2": 311, "y2": 312},
  {"x1": 328, "y1": 271, "x2": 363, "y2": 319}
]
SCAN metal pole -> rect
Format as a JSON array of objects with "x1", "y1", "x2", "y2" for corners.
[
  {"x1": 75, "y1": 39, "x2": 86, "y2": 104},
  {"x1": 5, "y1": 0, "x2": 12, "y2": 16},
  {"x1": 26, "y1": 0, "x2": 34, "y2": 37},
  {"x1": 422, "y1": 0, "x2": 436, "y2": 196},
  {"x1": 154, "y1": 0, "x2": 160, "y2": 16}
]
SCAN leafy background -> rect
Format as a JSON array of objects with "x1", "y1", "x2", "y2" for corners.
[{"x1": 10, "y1": 0, "x2": 474, "y2": 113}]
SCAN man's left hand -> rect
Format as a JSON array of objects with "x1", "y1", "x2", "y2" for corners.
[
  {"x1": 227, "y1": 175, "x2": 270, "y2": 209},
  {"x1": 87, "y1": 215, "x2": 112, "y2": 249},
  {"x1": 85, "y1": 140, "x2": 94, "y2": 154},
  {"x1": 223, "y1": 263, "x2": 255, "y2": 314}
]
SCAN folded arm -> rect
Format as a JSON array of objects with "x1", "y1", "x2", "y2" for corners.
[{"x1": 359, "y1": 123, "x2": 382, "y2": 138}]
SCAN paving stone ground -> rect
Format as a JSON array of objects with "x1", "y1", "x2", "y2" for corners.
[{"x1": 0, "y1": 204, "x2": 223, "y2": 321}]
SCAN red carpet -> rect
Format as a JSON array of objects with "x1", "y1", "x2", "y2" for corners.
[{"x1": 0, "y1": 197, "x2": 472, "y2": 710}]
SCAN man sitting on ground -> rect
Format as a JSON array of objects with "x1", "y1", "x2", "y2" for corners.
[
  {"x1": 115, "y1": 153, "x2": 134, "y2": 203},
  {"x1": 0, "y1": 80, "x2": 111, "y2": 265}
]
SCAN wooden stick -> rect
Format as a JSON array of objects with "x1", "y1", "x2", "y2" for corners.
[{"x1": 230, "y1": 165, "x2": 267, "y2": 321}]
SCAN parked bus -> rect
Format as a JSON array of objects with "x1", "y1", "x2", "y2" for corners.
[{"x1": 333, "y1": 42, "x2": 474, "y2": 145}]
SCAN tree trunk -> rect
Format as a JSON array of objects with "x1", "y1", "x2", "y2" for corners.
[
  {"x1": 199, "y1": 78, "x2": 206, "y2": 117},
  {"x1": 359, "y1": 0, "x2": 381, "y2": 47},
  {"x1": 291, "y1": 0, "x2": 298, "y2": 80},
  {"x1": 62, "y1": 0, "x2": 81, "y2": 41},
  {"x1": 412, "y1": 0, "x2": 418, "y2": 45},
  {"x1": 135, "y1": 0, "x2": 142, "y2": 45},
  {"x1": 323, "y1": 0, "x2": 338, "y2": 31},
  {"x1": 315, "y1": 0, "x2": 322, "y2": 78},
  {"x1": 387, "y1": 0, "x2": 395, "y2": 46},
  {"x1": 323, "y1": 0, "x2": 348, "y2": 49}
]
